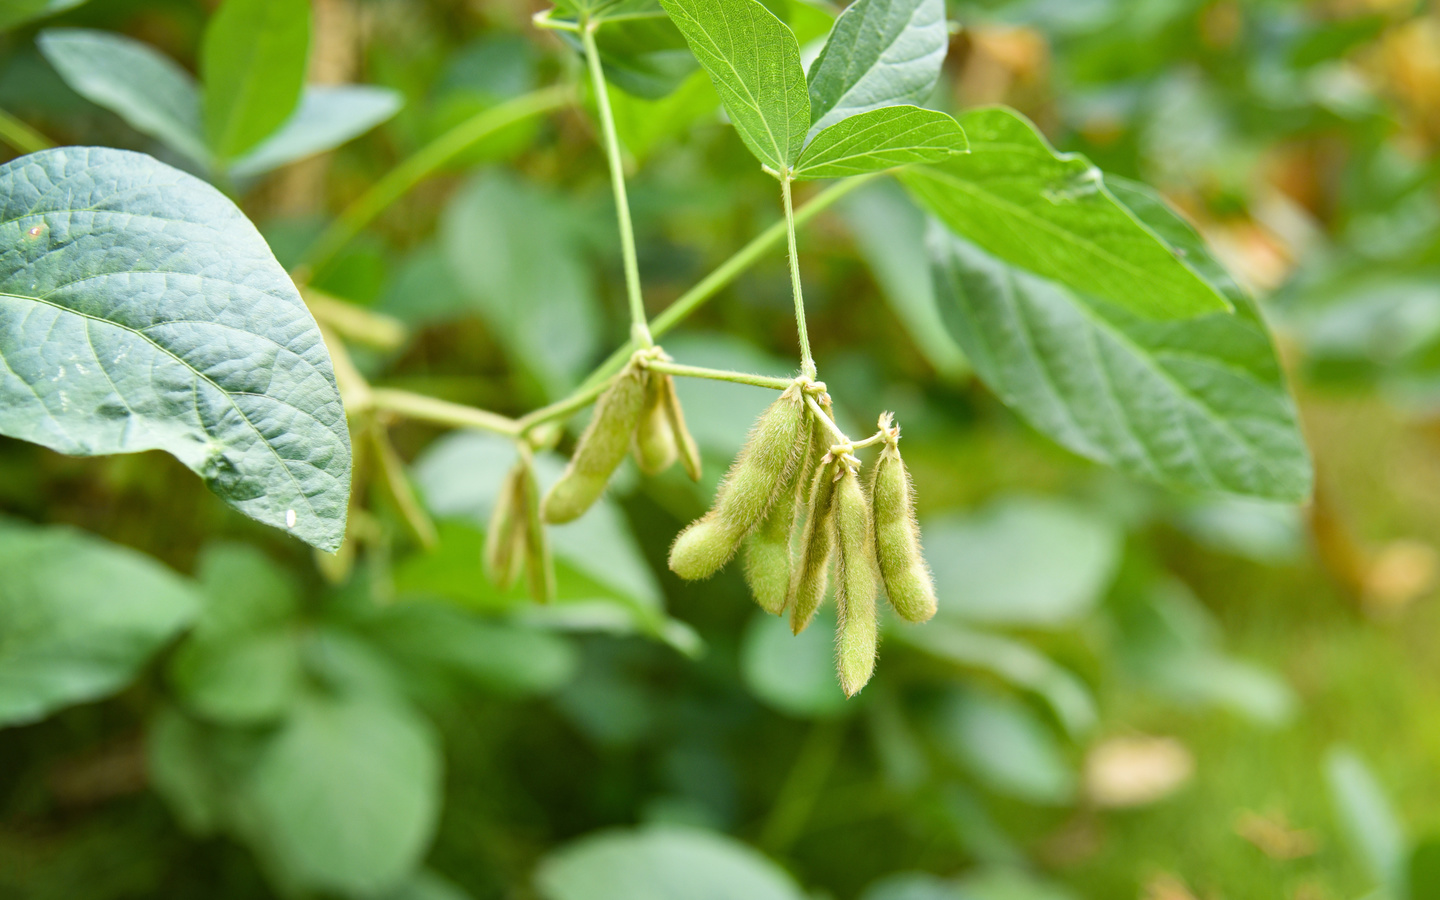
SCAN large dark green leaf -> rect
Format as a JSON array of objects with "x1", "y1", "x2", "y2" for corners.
[
  {"x1": 902, "y1": 106, "x2": 1232, "y2": 319},
  {"x1": 201, "y1": 0, "x2": 311, "y2": 160},
  {"x1": 0, "y1": 148, "x2": 352, "y2": 550},
  {"x1": 536, "y1": 826, "x2": 807, "y2": 900},
  {"x1": 38, "y1": 29, "x2": 208, "y2": 168},
  {"x1": 928, "y1": 176, "x2": 1311, "y2": 501},
  {"x1": 234, "y1": 692, "x2": 443, "y2": 895},
  {"x1": 806, "y1": 0, "x2": 948, "y2": 136},
  {"x1": 659, "y1": 0, "x2": 809, "y2": 170},
  {"x1": 0, "y1": 520, "x2": 200, "y2": 727}
]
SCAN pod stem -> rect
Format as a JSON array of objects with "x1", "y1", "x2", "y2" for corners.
[
  {"x1": 645, "y1": 359, "x2": 794, "y2": 390},
  {"x1": 581, "y1": 20, "x2": 653, "y2": 349},
  {"x1": 781, "y1": 175, "x2": 815, "y2": 379}
]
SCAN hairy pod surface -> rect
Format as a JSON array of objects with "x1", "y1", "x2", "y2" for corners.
[
  {"x1": 871, "y1": 442, "x2": 937, "y2": 623},
  {"x1": 668, "y1": 513, "x2": 739, "y2": 581},
  {"x1": 669, "y1": 384, "x2": 807, "y2": 580},
  {"x1": 518, "y1": 459, "x2": 555, "y2": 603},
  {"x1": 711, "y1": 384, "x2": 807, "y2": 536},
  {"x1": 633, "y1": 371, "x2": 678, "y2": 475},
  {"x1": 662, "y1": 375, "x2": 703, "y2": 482},
  {"x1": 485, "y1": 463, "x2": 527, "y2": 590},
  {"x1": 541, "y1": 362, "x2": 648, "y2": 524},
  {"x1": 833, "y1": 465, "x2": 880, "y2": 697},
  {"x1": 788, "y1": 454, "x2": 838, "y2": 635},
  {"x1": 742, "y1": 422, "x2": 811, "y2": 614}
]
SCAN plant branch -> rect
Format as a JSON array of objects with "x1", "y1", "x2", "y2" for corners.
[
  {"x1": 581, "y1": 21, "x2": 652, "y2": 347},
  {"x1": 781, "y1": 175, "x2": 815, "y2": 379},
  {"x1": 304, "y1": 288, "x2": 407, "y2": 351},
  {"x1": 297, "y1": 85, "x2": 573, "y2": 279},
  {"x1": 575, "y1": 173, "x2": 880, "y2": 395},
  {"x1": 646, "y1": 360, "x2": 792, "y2": 390},
  {"x1": 0, "y1": 108, "x2": 53, "y2": 156},
  {"x1": 369, "y1": 388, "x2": 520, "y2": 436}
]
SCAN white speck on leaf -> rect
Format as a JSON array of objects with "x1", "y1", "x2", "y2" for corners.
[{"x1": 286, "y1": 509, "x2": 297, "y2": 529}]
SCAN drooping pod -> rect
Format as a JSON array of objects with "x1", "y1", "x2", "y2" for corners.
[
  {"x1": 485, "y1": 462, "x2": 528, "y2": 589},
  {"x1": 633, "y1": 371, "x2": 679, "y2": 475},
  {"x1": 663, "y1": 375, "x2": 703, "y2": 482},
  {"x1": 788, "y1": 451, "x2": 839, "y2": 635},
  {"x1": 542, "y1": 361, "x2": 648, "y2": 524},
  {"x1": 832, "y1": 462, "x2": 880, "y2": 697},
  {"x1": 741, "y1": 421, "x2": 811, "y2": 614},
  {"x1": 870, "y1": 428, "x2": 936, "y2": 623},
  {"x1": 669, "y1": 383, "x2": 808, "y2": 580},
  {"x1": 516, "y1": 453, "x2": 555, "y2": 603}
]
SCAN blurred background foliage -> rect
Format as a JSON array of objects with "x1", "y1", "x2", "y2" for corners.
[{"x1": 3, "y1": 0, "x2": 1440, "y2": 898}]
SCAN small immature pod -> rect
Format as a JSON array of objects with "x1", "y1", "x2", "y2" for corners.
[
  {"x1": 517, "y1": 457, "x2": 556, "y2": 604},
  {"x1": 485, "y1": 463, "x2": 528, "y2": 590},
  {"x1": 832, "y1": 464, "x2": 880, "y2": 697},
  {"x1": 633, "y1": 372, "x2": 678, "y2": 475},
  {"x1": 788, "y1": 453, "x2": 838, "y2": 635},
  {"x1": 871, "y1": 437, "x2": 937, "y2": 623},
  {"x1": 662, "y1": 375, "x2": 704, "y2": 482},
  {"x1": 668, "y1": 384, "x2": 808, "y2": 580},
  {"x1": 542, "y1": 362, "x2": 648, "y2": 524},
  {"x1": 742, "y1": 424, "x2": 812, "y2": 614}
]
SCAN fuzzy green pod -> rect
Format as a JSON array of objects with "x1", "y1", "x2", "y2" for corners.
[
  {"x1": 485, "y1": 463, "x2": 528, "y2": 589},
  {"x1": 668, "y1": 513, "x2": 735, "y2": 581},
  {"x1": 633, "y1": 372, "x2": 678, "y2": 475},
  {"x1": 517, "y1": 458, "x2": 555, "y2": 603},
  {"x1": 871, "y1": 441, "x2": 936, "y2": 623},
  {"x1": 663, "y1": 375, "x2": 703, "y2": 482},
  {"x1": 741, "y1": 423, "x2": 811, "y2": 614},
  {"x1": 788, "y1": 454, "x2": 838, "y2": 635},
  {"x1": 542, "y1": 363, "x2": 648, "y2": 524},
  {"x1": 668, "y1": 384, "x2": 808, "y2": 580},
  {"x1": 833, "y1": 465, "x2": 880, "y2": 697}
]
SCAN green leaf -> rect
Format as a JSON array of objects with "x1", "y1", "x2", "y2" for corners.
[
  {"x1": 902, "y1": 106, "x2": 1232, "y2": 319},
  {"x1": 37, "y1": 29, "x2": 208, "y2": 168},
  {"x1": 791, "y1": 106, "x2": 966, "y2": 180},
  {"x1": 0, "y1": 148, "x2": 352, "y2": 550},
  {"x1": 806, "y1": 0, "x2": 947, "y2": 136},
  {"x1": 740, "y1": 609, "x2": 847, "y2": 719},
  {"x1": 147, "y1": 703, "x2": 267, "y2": 835},
  {"x1": 927, "y1": 175, "x2": 1312, "y2": 501},
  {"x1": 229, "y1": 85, "x2": 402, "y2": 179},
  {"x1": 1325, "y1": 747, "x2": 1407, "y2": 892},
  {"x1": 234, "y1": 692, "x2": 442, "y2": 896},
  {"x1": 439, "y1": 172, "x2": 600, "y2": 398},
  {"x1": 201, "y1": 0, "x2": 311, "y2": 160},
  {"x1": 1409, "y1": 839, "x2": 1440, "y2": 900},
  {"x1": 898, "y1": 622, "x2": 1096, "y2": 738},
  {"x1": 536, "y1": 825, "x2": 807, "y2": 900},
  {"x1": 357, "y1": 602, "x2": 578, "y2": 697},
  {"x1": 555, "y1": 4, "x2": 698, "y2": 100},
  {"x1": 0, "y1": 520, "x2": 200, "y2": 727},
  {"x1": 837, "y1": 182, "x2": 968, "y2": 380},
  {"x1": 0, "y1": 0, "x2": 89, "y2": 31},
  {"x1": 170, "y1": 629, "x2": 302, "y2": 724},
  {"x1": 922, "y1": 497, "x2": 1121, "y2": 627},
  {"x1": 658, "y1": 0, "x2": 809, "y2": 171},
  {"x1": 929, "y1": 689, "x2": 1075, "y2": 805}
]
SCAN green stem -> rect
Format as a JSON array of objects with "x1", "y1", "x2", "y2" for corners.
[
  {"x1": 576, "y1": 173, "x2": 879, "y2": 394},
  {"x1": 298, "y1": 85, "x2": 573, "y2": 279},
  {"x1": 368, "y1": 388, "x2": 520, "y2": 436},
  {"x1": 646, "y1": 360, "x2": 793, "y2": 390},
  {"x1": 805, "y1": 394, "x2": 848, "y2": 444},
  {"x1": 781, "y1": 176, "x2": 815, "y2": 379},
  {"x1": 516, "y1": 380, "x2": 611, "y2": 435},
  {"x1": 580, "y1": 21, "x2": 652, "y2": 347},
  {"x1": 0, "y1": 108, "x2": 53, "y2": 156}
]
